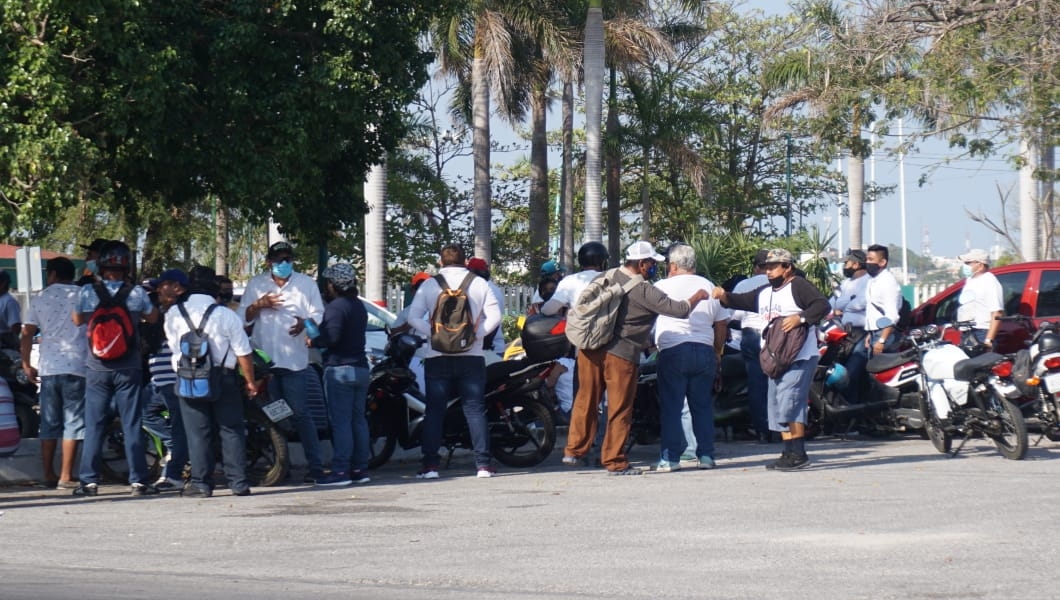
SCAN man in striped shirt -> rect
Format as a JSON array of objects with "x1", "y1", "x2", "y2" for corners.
[{"x1": 141, "y1": 269, "x2": 189, "y2": 491}]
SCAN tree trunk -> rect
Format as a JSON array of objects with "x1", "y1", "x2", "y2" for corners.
[
  {"x1": 472, "y1": 49, "x2": 492, "y2": 259},
  {"x1": 847, "y1": 154, "x2": 864, "y2": 251},
  {"x1": 529, "y1": 85, "x2": 550, "y2": 272},
  {"x1": 583, "y1": 1, "x2": 604, "y2": 243},
  {"x1": 1019, "y1": 135, "x2": 1040, "y2": 262},
  {"x1": 560, "y1": 77, "x2": 575, "y2": 272},
  {"x1": 605, "y1": 65, "x2": 621, "y2": 262},
  {"x1": 640, "y1": 146, "x2": 651, "y2": 241},
  {"x1": 364, "y1": 160, "x2": 387, "y2": 304},
  {"x1": 214, "y1": 201, "x2": 229, "y2": 275}
]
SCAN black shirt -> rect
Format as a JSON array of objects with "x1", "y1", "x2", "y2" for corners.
[{"x1": 312, "y1": 295, "x2": 369, "y2": 368}]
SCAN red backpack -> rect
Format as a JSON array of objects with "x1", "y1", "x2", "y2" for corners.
[{"x1": 88, "y1": 282, "x2": 136, "y2": 361}]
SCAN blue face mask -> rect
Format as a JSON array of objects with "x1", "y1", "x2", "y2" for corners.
[
  {"x1": 645, "y1": 263, "x2": 658, "y2": 280},
  {"x1": 85, "y1": 259, "x2": 97, "y2": 275},
  {"x1": 960, "y1": 264, "x2": 973, "y2": 278},
  {"x1": 271, "y1": 260, "x2": 294, "y2": 279}
]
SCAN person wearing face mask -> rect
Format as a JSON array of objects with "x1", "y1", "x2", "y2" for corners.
[
  {"x1": 562, "y1": 241, "x2": 709, "y2": 476},
  {"x1": 863, "y1": 244, "x2": 903, "y2": 357},
  {"x1": 712, "y1": 249, "x2": 830, "y2": 471},
  {"x1": 215, "y1": 275, "x2": 238, "y2": 310},
  {"x1": 955, "y1": 249, "x2": 1003, "y2": 347},
  {"x1": 831, "y1": 250, "x2": 870, "y2": 402},
  {"x1": 239, "y1": 241, "x2": 326, "y2": 483},
  {"x1": 75, "y1": 238, "x2": 109, "y2": 286}
]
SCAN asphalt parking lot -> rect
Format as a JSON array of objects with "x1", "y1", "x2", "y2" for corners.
[{"x1": 2, "y1": 433, "x2": 1059, "y2": 600}]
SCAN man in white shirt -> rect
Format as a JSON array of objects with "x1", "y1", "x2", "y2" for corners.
[
  {"x1": 20, "y1": 258, "x2": 86, "y2": 488},
  {"x1": 407, "y1": 244, "x2": 502, "y2": 479},
  {"x1": 540, "y1": 242, "x2": 609, "y2": 317},
  {"x1": 168, "y1": 266, "x2": 259, "y2": 497},
  {"x1": 956, "y1": 248, "x2": 1004, "y2": 347},
  {"x1": 863, "y1": 244, "x2": 903, "y2": 356},
  {"x1": 652, "y1": 245, "x2": 728, "y2": 471},
  {"x1": 239, "y1": 241, "x2": 326, "y2": 482},
  {"x1": 731, "y1": 249, "x2": 771, "y2": 442}
]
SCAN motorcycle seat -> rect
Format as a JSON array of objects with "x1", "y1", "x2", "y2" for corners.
[
  {"x1": 865, "y1": 351, "x2": 914, "y2": 374},
  {"x1": 952, "y1": 351, "x2": 1004, "y2": 382},
  {"x1": 486, "y1": 360, "x2": 547, "y2": 390}
]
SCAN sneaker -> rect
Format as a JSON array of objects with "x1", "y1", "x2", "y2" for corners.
[
  {"x1": 153, "y1": 477, "x2": 182, "y2": 492},
  {"x1": 56, "y1": 480, "x2": 81, "y2": 490},
  {"x1": 476, "y1": 466, "x2": 495, "y2": 479},
  {"x1": 561, "y1": 455, "x2": 586, "y2": 467},
  {"x1": 130, "y1": 483, "x2": 159, "y2": 496},
  {"x1": 73, "y1": 482, "x2": 98, "y2": 497},
  {"x1": 654, "y1": 460, "x2": 681, "y2": 473},
  {"x1": 606, "y1": 467, "x2": 643, "y2": 476},
  {"x1": 416, "y1": 467, "x2": 440, "y2": 479},
  {"x1": 316, "y1": 472, "x2": 353, "y2": 487},
  {"x1": 182, "y1": 484, "x2": 212, "y2": 498},
  {"x1": 765, "y1": 452, "x2": 790, "y2": 471},
  {"x1": 697, "y1": 456, "x2": 716, "y2": 470},
  {"x1": 230, "y1": 487, "x2": 252, "y2": 497},
  {"x1": 679, "y1": 453, "x2": 697, "y2": 463},
  {"x1": 774, "y1": 453, "x2": 811, "y2": 471},
  {"x1": 349, "y1": 470, "x2": 371, "y2": 484}
]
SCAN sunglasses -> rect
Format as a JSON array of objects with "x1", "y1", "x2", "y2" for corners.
[{"x1": 272, "y1": 256, "x2": 294, "y2": 264}]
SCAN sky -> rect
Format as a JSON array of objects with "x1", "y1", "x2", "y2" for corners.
[{"x1": 445, "y1": 1, "x2": 1022, "y2": 262}]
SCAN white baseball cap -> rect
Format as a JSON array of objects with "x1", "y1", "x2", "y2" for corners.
[
  {"x1": 625, "y1": 241, "x2": 665, "y2": 261},
  {"x1": 958, "y1": 249, "x2": 989, "y2": 264}
]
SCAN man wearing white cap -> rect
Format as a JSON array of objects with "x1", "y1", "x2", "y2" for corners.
[
  {"x1": 562, "y1": 241, "x2": 709, "y2": 476},
  {"x1": 956, "y1": 249, "x2": 1003, "y2": 348}
]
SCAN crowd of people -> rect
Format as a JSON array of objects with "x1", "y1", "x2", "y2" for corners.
[{"x1": 14, "y1": 235, "x2": 1004, "y2": 495}]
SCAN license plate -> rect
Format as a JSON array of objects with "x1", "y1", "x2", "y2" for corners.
[
  {"x1": 261, "y1": 398, "x2": 295, "y2": 423},
  {"x1": 1045, "y1": 372, "x2": 1060, "y2": 394}
]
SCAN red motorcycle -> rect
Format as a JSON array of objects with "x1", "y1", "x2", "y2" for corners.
[{"x1": 808, "y1": 320, "x2": 925, "y2": 437}]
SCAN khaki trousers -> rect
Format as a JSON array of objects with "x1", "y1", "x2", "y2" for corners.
[{"x1": 564, "y1": 348, "x2": 638, "y2": 471}]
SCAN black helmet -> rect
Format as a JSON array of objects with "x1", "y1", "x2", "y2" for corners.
[
  {"x1": 577, "y1": 242, "x2": 609, "y2": 269},
  {"x1": 1039, "y1": 331, "x2": 1060, "y2": 355},
  {"x1": 97, "y1": 241, "x2": 132, "y2": 271}
]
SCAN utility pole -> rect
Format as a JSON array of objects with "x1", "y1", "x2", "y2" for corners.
[{"x1": 785, "y1": 134, "x2": 793, "y2": 237}]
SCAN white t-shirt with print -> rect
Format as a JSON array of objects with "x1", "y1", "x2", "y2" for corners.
[{"x1": 24, "y1": 283, "x2": 86, "y2": 377}]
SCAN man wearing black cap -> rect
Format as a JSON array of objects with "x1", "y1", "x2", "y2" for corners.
[
  {"x1": 166, "y1": 266, "x2": 259, "y2": 497},
  {"x1": 729, "y1": 249, "x2": 772, "y2": 442},
  {"x1": 238, "y1": 241, "x2": 326, "y2": 482},
  {"x1": 76, "y1": 238, "x2": 109, "y2": 286}
]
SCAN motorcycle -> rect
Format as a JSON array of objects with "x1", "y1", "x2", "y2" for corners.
[
  {"x1": 0, "y1": 347, "x2": 40, "y2": 438},
  {"x1": 627, "y1": 351, "x2": 752, "y2": 450},
  {"x1": 366, "y1": 332, "x2": 558, "y2": 470},
  {"x1": 808, "y1": 319, "x2": 924, "y2": 437},
  {"x1": 1007, "y1": 317, "x2": 1060, "y2": 441},
  {"x1": 913, "y1": 323, "x2": 1028, "y2": 459}
]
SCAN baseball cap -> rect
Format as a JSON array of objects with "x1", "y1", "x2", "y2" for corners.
[
  {"x1": 81, "y1": 238, "x2": 109, "y2": 253},
  {"x1": 540, "y1": 260, "x2": 565, "y2": 276},
  {"x1": 845, "y1": 249, "x2": 867, "y2": 265},
  {"x1": 763, "y1": 248, "x2": 794, "y2": 265},
  {"x1": 467, "y1": 257, "x2": 489, "y2": 274},
  {"x1": 267, "y1": 241, "x2": 295, "y2": 259},
  {"x1": 624, "y1": 241, "x2": 665, "y2": 262},
  {"x1": 323, "y1": 263, "x2": 358, "y2": 292},
  {"x1": 150, "y1": 268, "x2": 189, "y2": 289},
  {"x1": 958, "y1": 248, "x2": 989, "y2": 264},
  {"x1": 411, "y1": 272, "x2": 431, "y2": 287}
]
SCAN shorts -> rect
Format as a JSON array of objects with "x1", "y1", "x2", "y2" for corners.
[
  {"x1": 38, "y1": 374, "x2": 86, "y2": 440},
  {"x1": 767, "y1": 357, "x2": 819, "y2": 432}
]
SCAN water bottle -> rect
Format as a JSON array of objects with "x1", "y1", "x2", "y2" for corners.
[{"x1": 304, "y1": 318, "x2": 320, "y2": 340}]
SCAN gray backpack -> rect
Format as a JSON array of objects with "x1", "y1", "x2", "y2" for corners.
[
  {"x1": 564, "y1": 269, "x2": 642, "y2": 350},
  {"x1": 176, "y1": 303, "x2": 222, "y2": 400}
]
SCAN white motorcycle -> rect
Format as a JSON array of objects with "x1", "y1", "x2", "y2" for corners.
[
  {"x1": 912, "y1": 323, "x2": 1028, "y2": 460},
  {"x1": 1009, "y1": 318, "x2": 1060, "y2": 442}
]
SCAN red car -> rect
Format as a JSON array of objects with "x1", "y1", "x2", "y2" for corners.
[{"x1": 909, "y1": 261, "x2": 1060, "y2": 354}]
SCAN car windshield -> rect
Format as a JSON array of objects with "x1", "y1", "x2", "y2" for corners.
[{"x1": 361, "y1": 298, "x2": 396, "y2": 332}]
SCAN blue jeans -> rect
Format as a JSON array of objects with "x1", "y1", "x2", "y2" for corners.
[
  {"x1": 422, "y1": 355, "x2": 490, "y2": 469},
  {"x1": 324, "y1": 365, "x2": 370, "y2": 473},
  {"x1": 867, "y1": 330, "x2": 898, "y2": 357},
  {"x1": 38, "y1": 374, "x2": 85, "y2": 440},
  {"x1": 843, "y1": 332, "x2": 870, "y2": 403},
  {"x1": 180, "y1": 371, "x2": 247, "y2": 491},
  {"x1": 80, "y1": 368, "x2": 146, "y2": 485},
  {"x1": 141, "y1": 382, "x2": 188, "y2": 481},
  {"x1": 657, "y1": 343, "x2": 717, "y2": 461},
  {"x1": 740, "y1": 330, "x2": 769, "y2": 435},
  {"x1": 270, "y1": 368, "x2": 323, "y2": 474}
]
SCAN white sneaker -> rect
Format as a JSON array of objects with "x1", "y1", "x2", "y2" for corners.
[
  {"x1": 416, "y1": 468, "x2": 439, "y2": 479},
  {"x1": 476, "y1": 466, "x2": 495, "y2": 478}
]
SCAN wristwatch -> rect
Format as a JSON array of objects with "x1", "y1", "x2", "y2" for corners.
[{"x1": 799, "y1": 316, "x2": 806, "y2": 324}]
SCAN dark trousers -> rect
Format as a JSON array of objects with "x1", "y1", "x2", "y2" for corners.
[
  {"x1": 740, "y1": 330, "x2": 769, "y2": 436},
  {"x1": 179, "y1": 371, "x2": 247, "y2": 491},
  {"x1": 422, "y1": 355, "x2": 490, "y2": 469}
]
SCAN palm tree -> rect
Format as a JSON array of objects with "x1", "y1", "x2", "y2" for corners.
[{"x1": 583, "y1": 0, "x2": 605, "y2": 244}]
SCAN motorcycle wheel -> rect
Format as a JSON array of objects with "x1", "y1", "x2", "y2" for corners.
[
  {"x1": 917, "y1": 392, "x2": 952, "y2": 454},
  {"x1": 987, "y1": 394, "x2": 1028, "y2": 461},
  {"x1": 244, "y1": 409, "x2": 289, "y2": 486},
  {"x1": 98, "y1": 419, "x2": 164, "y2": 484},
  {"x1": 490, "y1": 397, "x2": 555, "y2": 468},
  {"x1": 14, "y1": 397, "x2": 38, "y2": 438},
  {"x1": 366, "y1": 407, "x2": 397, "y2": 470}
]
